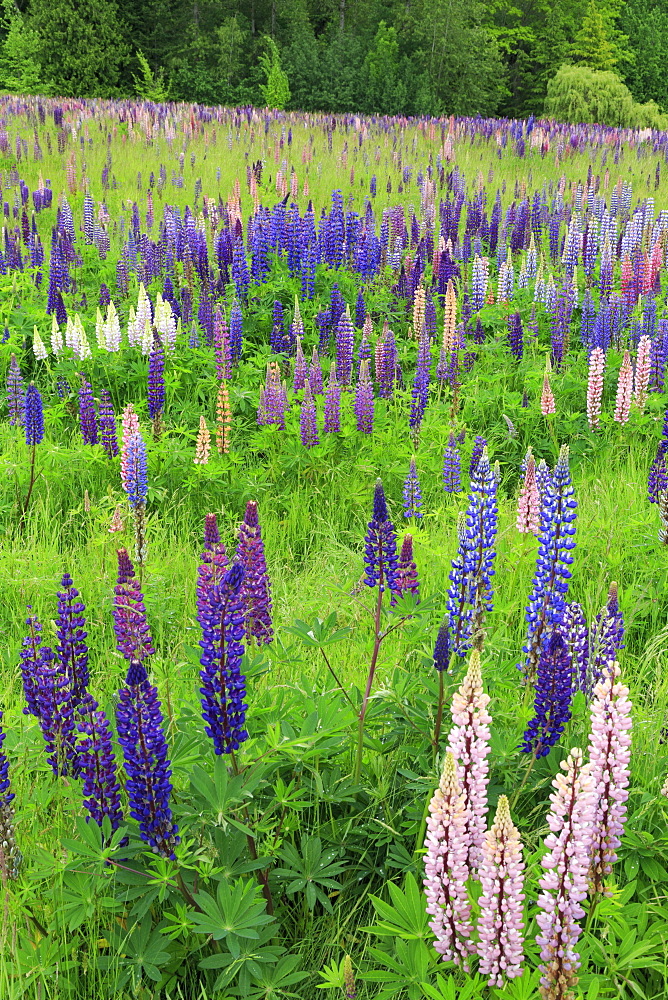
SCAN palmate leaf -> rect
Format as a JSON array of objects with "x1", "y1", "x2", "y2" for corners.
[
  {"x1": 273, "y1": 836, "x2": 346, "y2": 912},
  {"x1": 191, "y1": 877, "x2": 273, "y2": 942},
  {"x1": 362, "y1": 872, "x2": 431, "y2": 940}
]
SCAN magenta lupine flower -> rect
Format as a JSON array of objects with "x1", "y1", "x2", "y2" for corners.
[
  {"x1": 477, "y1": 795, "x2": 525, "y2": 987},
  {"x1": 634, "y1": 335, "x2": 651, "y2": 412},
  {"x1": 535, "y1": 748, "x2": 594, "y2": 1000},
  {"x1": 300, "y1": 381, "x2": 319, "y2": 448},
  {"x1": 354, "y1": 359, "x2": 374, "y2": 434},
  {"x1": 586, "y1": 347, "x2": 606, "y2": 431},
  {"x1": 517, "y1": 454, "x2": 540, "y2": 535},
  {"x1": 613, "y1": 350, "x2": 632, "y2": 424},
  {"x1": 423, "y1": 752, "x2": 475, "y2": 969},
  {"x1": 587, "y1": 662, "x2": 632, "y2": 897},
  {"x1": 393, "y1": 534, "x2": 419, "y2": 602},
  {"x1": 324, "y1": 365, "x2": 341, "y2": 433},
  {"x1": 112, "y1": 549, "x2": 155, "y2": 663},
  {"x1": 237, "y1": 501, "x2": 273, "y2": 645},
  {"x1": 445, "y1": 650, "x2": 492, "y2": 873}
]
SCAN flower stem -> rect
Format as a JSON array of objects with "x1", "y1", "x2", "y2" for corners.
[{"x1": 354, "y1": 580, "x2": 384, "y2": 783}]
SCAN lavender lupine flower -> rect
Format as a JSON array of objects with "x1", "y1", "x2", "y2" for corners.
[
  {"x1": 121, "y1": 425, "x2": 148, "y2": 509},
  {"x1": 587, "y1": 662, "x2": 632, "y2": 897},
  {"x1": 409, "y1": 330, "x2": 431, "y2": 431},
  {"x1": 78, "y1": 379, "x2": 98, "y2": 445},
  {"x1": 55, "y1": 572, "x2": 89, "y2": 706},
  {"x1": 507, "y1": 312, "x2": 524, "y2": 360},
  {"x1": 443, "y1": 433, "x2": 462, "y2": 493},
  {"x1": 446, "y1": 650, "x2": 492, "y2": 872},
  {"x1": 393, "y1": 534, "x2": 419, "y2": 602},
  {"x1": 237, "y1": 501, "x2": 273, "y2": 645},
  {"x1": 198, "y1": 562, "x2": 248, "y2": 755},
  {"x1": 403, "y1": 456, "x2": 423, "y2": 519},
  {"x1": 364, "y1": 480, "x2": 398, "y2": 594},
  {"x1": 77, "y1": 693, "x2": 124, "y2": 837},
  {"x1": 446, "y1": 450, "x2": 498, "y2": 658},
  {"x1": 433, "y1": 620, "x2": 450, "y2": 673},
  {"x1": 19, "y1": 612, "x2": 44, "y2": 717},
  {"x1": 113, "y1": 549, "x2": 155, "y2": 663},
  {"x1": 535, "y1": 748, "x2": 594, "y2": 1000},
  {"x1": 469, "y1": 435, "x2": 486, "y2": 478},
  {"x1": 586, "y1": 582, "x2": 624, "y2": 698},
  {"x1": 99, "y1": 390, "x2": 119, "y2": 457},
  {"x1": 522, "y1": 445, "x2": 577, "y2": 682},
  {"x1": 335, "y1": 307, "x2": 355, "y2": 386},
  {"x1": 354, "y1": 358, "x2": 374, "y2": 434},
  {"x1": 25, "y1": 382, "x2": 44, "y2": 445},
  {"x1": 6, "y1": 355, "x2": 25, "y2": 426},
  {"x1": 423, "y1": 752, "x2": 475, "y2": 969},
  {"x1": 116, "y1": 660, "x2": 179, "y2": 858},
  {"x1": 477, "y1": 795, "x2": 525, "y2": 986},
  {"x1": 147, "y1": 332, "x2": 165, "y2": 429},
  {"x1": 522, "y1": 631, "x2": 574, "y2": 758},
  {"x1": 300, "y1": 381, "x2": 319, "y2": 449},
  {"x1": 293, "y1": 338, "x2": 308, "y2": 393},
  {"x1": 309, "y1": 348, "x2": 323, "y2": 395},
  {"x1": 324, "y1": 366, "x2": 341, "y2": 433},
  {"x1": 35, "y1": 646, "x2": 79, "y2": 777},
  {"x1": 563, "y1": 602, "x2": 589, "y2": 695}
]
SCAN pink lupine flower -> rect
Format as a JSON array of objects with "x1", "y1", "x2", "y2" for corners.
[
  {"x1": 633, "y1": 335, "x2": 651, "y2": 413},
  {"x1": 423, "y1": 752, "x2": 475, "y2": 969},
  {"x1": 613, "y1": 351, "x2": 633, "y2": 424},
  {"x1": 535, "y1": 748, "x2": 595, "y2": 1000},
  {"x1": 540, "y1": 374, "x2": 555, "y2": 415},
  {"x1": 517, "y1": 454, "x2": 540, "y2": 534},
  {"x1": 587, "y1": 662, "x2": 632, "y2": 897},
  {"x1": 586, "y1": 347, "x2": 606, "y2": 431},
  {"x1": 109, "y1": 506, "x2": 125, "y2": 533},
  {"x1": 477, "y1": 795, "x2": 525, "y2": 987},
  {"x1": 446, "y1": 650, "x2": 492, "y2": 873}
]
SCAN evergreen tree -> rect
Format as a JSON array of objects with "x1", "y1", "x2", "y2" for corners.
[
  {"x1": 0, "y1": 0, "x2": 43, "y2": 94},
  {"x1": 259, "y1": 36, "x2": 290, "y2": 109},
  {"x1": 570, "y1": 0, "x2": 629, "y2": 71},
  {"x1": 620, "y1": 0, "x2": 668, "y2": 110}
]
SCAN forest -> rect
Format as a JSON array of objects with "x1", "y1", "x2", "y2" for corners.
[{"x1": 0, "y1": 0, "x2": 667, "y2": 121}]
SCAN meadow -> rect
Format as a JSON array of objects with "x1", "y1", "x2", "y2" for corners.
[{"x1": 1, "y1": 97, "x2": 668, "y2": 999}]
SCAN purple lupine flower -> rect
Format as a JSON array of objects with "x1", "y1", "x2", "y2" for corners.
[
  {"x1": 648, "y1": 408, "x2": 668, "y2": 503},
  {"x1": 586, "y1": 582, "x2": 624, "y2": 698},
  {"x1": 409, "y1": 331, "x2": 431, "y2": 431},
  {"x1": 443, "y1": 433, "x2": 461, "y2": 493},
  {"x1": 213, "y1": 305, "x2": 231, "y2": 379},
  {"x1": 19, "y1": 612, "x2": 44, "y2": 717},
  {"x1": 522, "y1": 630, "x2": 574, "y2": 758},
  {"x1": 198, "y1": 561, "x2": 248, "y2": 755},
  {"x1": 147, "y1": 332, "x2": 165, "y2": 423},
  {"x1": 423, "y1": 752, "x2": 474, "y2": 969},
  {"x1": 446, "y1": 650, "x2": 492, "y2": 872},
  {"x1": 230, "y1": 299, "x2": 243, "y2": 364},
  {"x1": 78, "y1": 380, "x2": 98, "y2": 445},
  {"x1": 293, "y1": 339, "x2": 308, "y2": 393},
  {"x1": 116, "y1": 660, "x2": 179, "y2": 858},
  {"x1": 309, "y1": 348, "x2": 323, "y2": 395},
  {"x1": 363, "y1": 480, "x2": 398, "y2": 594},
  {"x1": 0, "y1": 708, "x2": 19, "y2": 879},
  {"x1": 335, "y1": 307, "x2": 355, "y2": 386},
  {"x1": 469, "y1": 435, "x2": 486, "y2": 478},
  {"x1": 25, "y1": 382, "x2": 44, "y2": 445},
  {"x1": 507, "y1": 312, "x2": 524, "y2": 360},
  {"x1": 433, "y1": 620, "x2": 450, "y2": 672},
  {"x1": 99, "y1": 390, "x2": 119, "y2": 457},
  {"x1": 35, "y1": 645, "x2": 79, "y2": 777},
  {"x1": 521, "y1": 445, "x2": 577, "y2": 681},
  {"x1": 402, "y1": 456, "x2": 423, "y2": 518},
  {"x1": 354, "y1": 359, "x2": 374, "y2": 434},
  {"x1": 300, "y1": 382, "x2": 319, "y2": 449},
  {"x1": 7, "y1": 355, "x2": 25, "y2": 426},
  {"x1": 55, "y1": 572, "x2": 89, "y2": 706},
  {"x1": 112, "y1": 549, "x2": 155, "y2": 663},
  {"x1": 536, "y1": 748, "x2": 594, "y2": 1000},
  {"x1": 477, "y1": 795, "x2": 525, "y2": 986},
  {"x1": 393, "y1": 534, "x2": 419, "y2": 602},
  {"x1": 121, "y1": 426, "x2": 148, "y2": 510},
  {"x1": 324, "y1": 366, "x2": 341, "y2": 433},
  {"x1": 355, "y1": 289, "x2": 365, "y2": 329},
  {"x1": 587, "y1": 662, "x2": 632, "y2": 896},
  {"x1": 237, "y1": 501, "x2": 273, "y2": 645},
  {"x1": 563, "y1": 602, "x2": 588, "y2": 694},
  {"x1": 77, "y1": 693, "x2": 124, "y2": 838},
  {"x1": 446, "y1": 450, "x2": 498, "y2": 658}
]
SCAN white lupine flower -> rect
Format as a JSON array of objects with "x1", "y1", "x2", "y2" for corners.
[
  {"x1": 51, "y1": 314, "x2": 63, "y2": 357},
  {"x1": 32, "y1": 327, "x2": 48, "y2": 360}
]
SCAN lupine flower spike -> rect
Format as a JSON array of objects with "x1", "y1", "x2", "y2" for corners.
[
  {"x1": 0, "y1": 710, "x2": 19, "y2": 880},
  {"x1": 120, "y1": 407, "x2": 148, "y2": 570},
  {"x1": 541, "y1": 366, "x2": 556, "y2": 416},
  {"x1": 443, "y1": 433, "x2": 462, "y2": 493},
  {"x1": 237, "y1": 501, "x2": 273, "y2": 644},
  {"x1": 523, "y1": 631, "x2": 574, "y2": 758},
  {"x1": 77, "y1": 694, "x2": 125, "y2": 839},
  {"x1": 613, "y1": 350, "x2": 632, "y2": 424},
  {"x1": 55, "y1": 572, "x2": 89, "y2": 707},
  {"x1": 477, "y1": 795, "x2": 525, "y2": 986},
  {"x1": 393, "y1": 534, "x2": 419, "y2": 603},
  {"x1": 113, "y1": 549, "x2": 155, "y2": 663},
  {"x1": 517, "y1": 453, "x2": 540, "y2": 535},
  {"x1": 423, "y1": 752, "x2": 474, "y2": 969},
  {"x1": 586, "y1": 347, "x2": 605, "y2": 431},
  {"x1": 216, "y1": 382, "x2": 231, "y2": 455},
  {"x1": 35, "y1": 645, "x2": 79, "y2": 777},
  {"x1": 403, "y1": 457, "x2": 423, "y2": 519},
  {"x1": 194, "y1": 416, "x2": 211, "y2": 464}
]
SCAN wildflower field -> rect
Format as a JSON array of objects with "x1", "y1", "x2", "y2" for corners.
[{"x1": 2, "y1": 98, "x2": 668, "y2": 1000}]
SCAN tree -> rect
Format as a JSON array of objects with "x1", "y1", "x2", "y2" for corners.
[
  {"x1": 0, "y1": 0, "x2": 43, "y2": 94},
  {"x1": 361, "y1": 21, "x2": 408, "y2": 115},
  {"x1": 259, "y1": 36, "x2": 290, "y2": 109},
  {"x1": 570, "y1": 0, "x2": 630, "y2": 72},
  {"x1": 620, "y1": 0, "x2": 668, "y2": 110},
  {"x1": 132, "y1": 50, "x2": 169, "y2": 102},
  {"x1": 545, "y1": 63, "x2": 668, "y2": 128}
]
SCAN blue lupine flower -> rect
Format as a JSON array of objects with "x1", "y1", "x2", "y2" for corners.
[
  {"x1": 25, "y1": 382, "x2": 44, "y2": 445},
  {"x1": 402, "y1": 457, "x2": 423, "y2": 519},
  {"x1": 77, "y1": 693, "x2": 125, "y2": 838},
  {"x1": 432, "y1": 620, "x2": 450, "y2": 672},
  {"x1": 230, "y1": 299, "x2": 243, "y2": 363},
  {"x1": 442, "y1": 433, "x2": 462, "y2": 493},
  {"x1": 408, "y1": 331, "x2": 431, "y2": 430},
  {"x1": 585, "y1": 582, "x2": 624, "y2": 698},
  {"x1": 116, "y1": 660, "x2": 179, "y2": 858},
  {"x1": 364, "y1": 480, "x2": 398, "y2": 594},
  {"x1": 122, "y1": 430, "x2": 148, "y2": 509},
  {"x1": 99, "y1": 390, "x2": 119, "y2": 457},
  {"x1": 563, "y1": 601, "x2": 588, "y2": 694},
  {"x1": 147, "y1": 333, "x2": 165, "y2": 421},
  {"x1": 19, "y1": 611, "x2": 44, "y2": 717},
  {"x1": 55, "y1": 572, "x2": 89, "y2": 706},
  {"x1": 468, "y1": 435, "x2": 486, "y2": 478},
  {"x1": 522, "y1": 630, "x2": 573, "y2": 758}
]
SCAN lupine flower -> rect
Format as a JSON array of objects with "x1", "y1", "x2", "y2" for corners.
[
  {"x1": 216, "y1": 382, "x2": 231, "y2": 455},
  {"x1": 213, "y1": 305, "x2": 231, "y2": 379},
  {"x1": 77, "y1": 693, "x2": 124, "y2": 837},
  {"x1": 147, "y1": 332, "x2": 166, "y2": 430},
  {"x1": 293, "y1": 338, "x2": 308, "y2": 393},
  {"x1": 563, "y1": 602, "x2": 589, "y2": 695},
  {"x1": 587, "y1": 662, "x2": 631, "y2": 897},
  {"x1": 586, "y1": 347, "x2": 606, "y2": 431},
  {"x1": 393, "y1": 534, "x2": 419, "y2": 602},
  {"x1": 116, "y1": 660, "x2": 179, "y2": 858},
  {"x1": 109, "y1": 506, "x2": 124, "y2": 533},
  {"x1": 648, "y1": 436, "x2": 668, "y2": 504},
  {"x1": 197, "y1": 513, "x2": 229, "y2": 601},
  {"x1": 535, "y1": 459, "x2": 552, "y2": 504},
  {"x1": 6, "y1": 355, "x2": 25, "y2": 425},
  {"x1": 433, "y1": 620, "x2": 450, "y2": 673},
  {"x1": 468, "y1": 435, "x2": 486, "y2": 478},
  {"x1": 402, "y1": 456, "x2": 423, "y2": 519},
  {"x1": 0, "y1": 709, "x2": 19, "y2": 880},
  {"x1": 409, "y1": 329, "x2": 431, "y2": 431},
  {"x1": 335, "y1": 307, "x2": 355, "y2": 386},
  {"x1": 309, "y1": 347, "x2": 323, "y2": 395},
  {"x1": 55, "y1": 571, "x2": 89, "y2": 706},
  {"x1": 522, "y1": 445, "x2": 577, "y2": 681},
  {"x1": 25, "y1": 382, "x2": 44, "y2": 445},
  {"x1": 300, "y1": 381, "x2": 319, "y2": 448},
  {"x1": 613, "y1": 350, "x2": 632, "y2": 424},
  {"x1": 198, "y1": 562, "x2": 248, "y2": 755},
  {"x1": 237, "y1": 501, "x2": 273, "y2": 645},
  {"x1": 443, "y1": 433, "x2": 462, "y2": 493},
  {"x1": 659, "y1": 488, "x2": 668, "y2": 544},
  {"x1": 522, "y1": 631, "x2": 574, "y2": 758},
  {"x1": 507, "y1": 312, "x2": 524, "y2": 360},
  {"x1": 343, "y1": 955, "x2": 356, "y2": 999},
  {"x1": 634, "y1": 335, "x2": 651, "y2": 412},
  {"x1": 446, "y1": 649, "x2": 492, "y2": 872},
  {"x1": 541, "y1": 372, "x2": 556, "y2": 416},
  {"x1": 477, "y1": 795, "x2": 525, "y2": 986},
  {"x1": 364, "y1": 480, "x2": 398, "y2": 594},
  {"x1": 354, "y1": 358, "x2": 374, "y2": 434},
  {"x1": 585, "y1": 582, "x2": 625, "y2": 698},
  {"x1": 517, "y1": 454, "x2": 540, "y2": 534},
  {"x1": 78, "y1": 379, "x2": 98, "y2": 445},
  {"x1": 35, "y1": 645, "x2": 79, "y2": 777},
  {"x1": 121, "y1": 414, "x2": 147, "y2": 509},
  {"x1": 113, "y1": 548, "x2": 155, "y2": 663},
  {"x1": 423, "y1": 752, "x2": 474, "y2": 969},
  {"x1": 324, "y1": 365, "x2": 341, "y2": 433},
  {"x1": 194, "y1": 416, "x2": 211, "y2": 464},
  {"x1": 99, "y1": 390, "x2": 119, "y2": 457},
  {"x1": 535, "y1": 748, "x2": 594, "y2": 1000}
]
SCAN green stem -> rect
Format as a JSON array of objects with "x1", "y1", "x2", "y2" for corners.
[
  {"x1": 510, "y1": 755, "x2": 537, "y2": 813},
  {"x1": 433, "y1": 670, "x2": 445, "y2": 758},
  {"x1": 354, "y1": 580, "x2": 384, "y2": 784}
]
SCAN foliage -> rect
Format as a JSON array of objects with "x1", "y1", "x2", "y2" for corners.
[
  {"x1": 259, "y1": 37, "x2": 290, "y2": 111},
  {"x1": 132, "y1": 49, "x2": 170, "y2": 102},
  {"x1": 544, "y1": 63, "x2": 668, "y2": 127}
]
